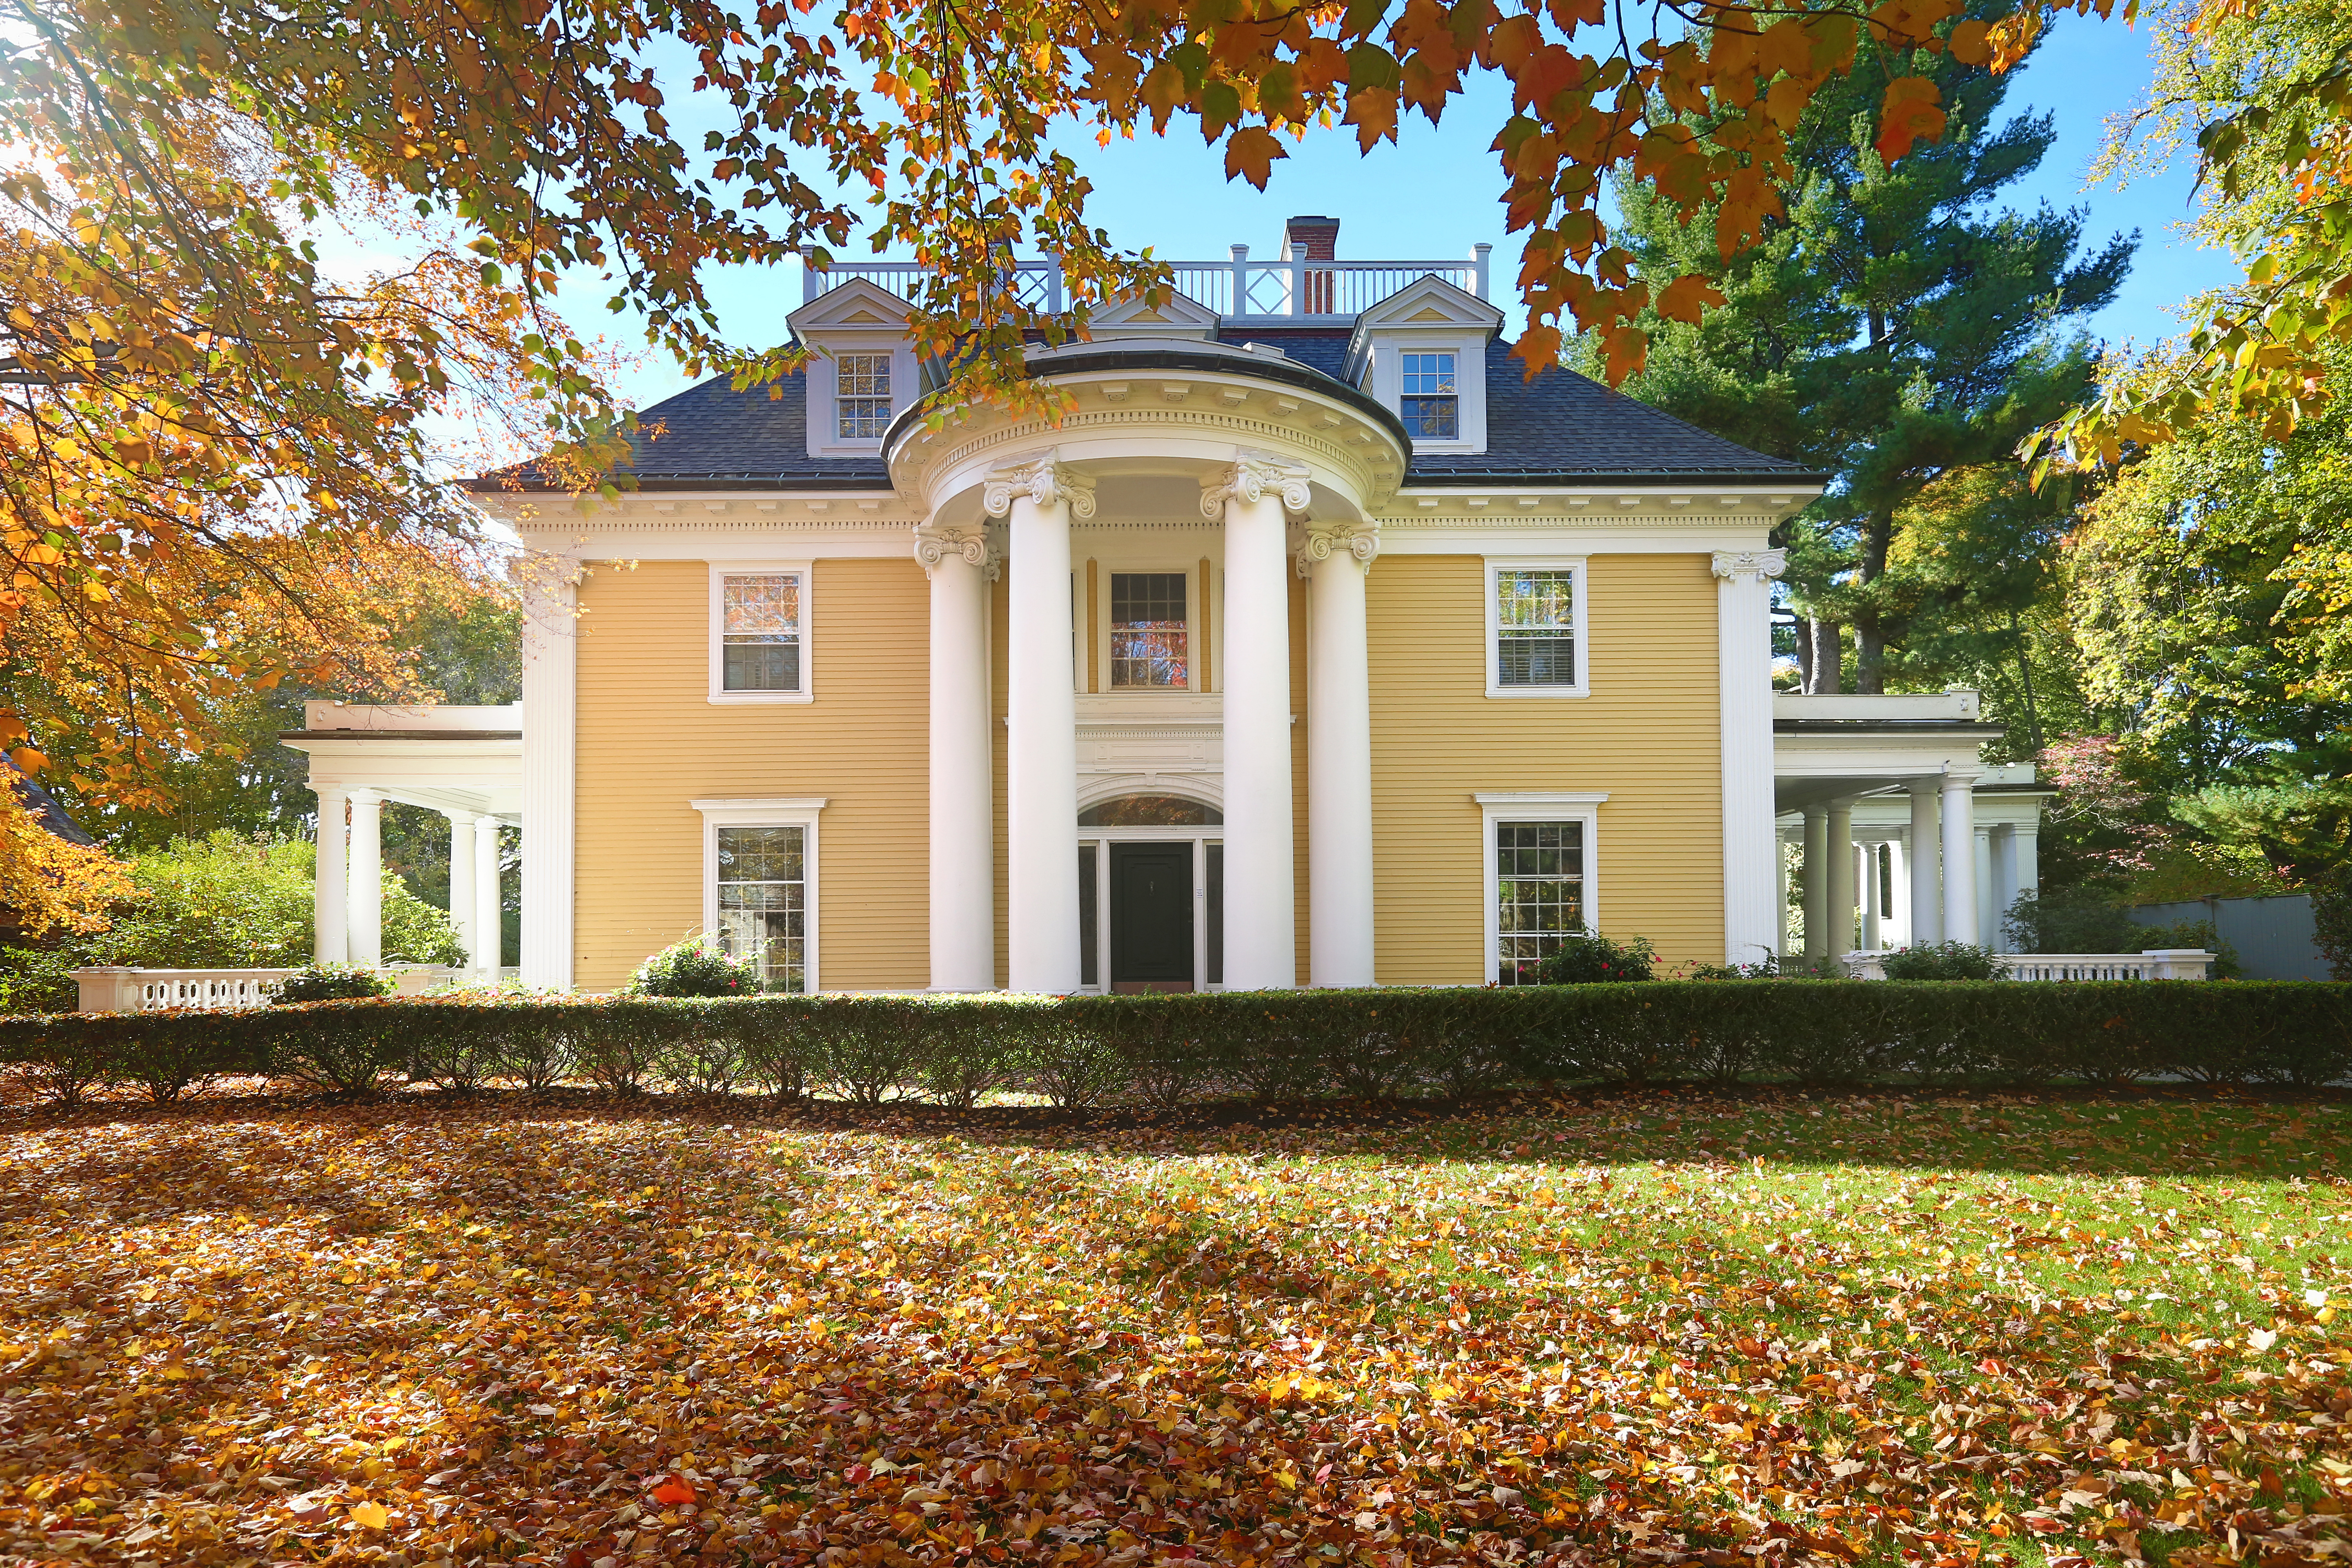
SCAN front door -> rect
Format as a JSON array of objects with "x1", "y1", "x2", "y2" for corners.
[{"x1": 1109, "y1": 842, "x2": 1194, "y2": 991}]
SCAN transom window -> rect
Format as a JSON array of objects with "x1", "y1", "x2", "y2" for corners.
[
  {"x1": 1110, "y1": 572, "x2": 1188, "y2": 688},
  {"x1": 835, "y1": 353, "x2": 892, "y2": 440},
  {"x1": 1400, "y1": 351, "x2": 1458, "y2": 440},
  {"x1": 1077, "y1": 794, "x2": 1223, "y2": 827},
  {"x1": 715, "y1": 826, "x2": 806, "y2": 992},
  {"x1": 720, "y1": 572, "x2": 802, "y2": 693},
  {"x1": 1495, "y1": 820, "x2": 1584, "y2": 985},
  {"x1": 1495, "y1": 568, "x2": 1577, "y2": 687}
]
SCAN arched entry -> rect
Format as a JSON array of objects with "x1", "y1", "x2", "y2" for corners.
[{"x1": 1076, "y1": 793, "x2": 1223, "y2": 992}]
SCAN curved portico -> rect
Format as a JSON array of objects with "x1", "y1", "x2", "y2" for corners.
[{"x1": 886, "y1": 338, "x2": 1408, "y2": 992}]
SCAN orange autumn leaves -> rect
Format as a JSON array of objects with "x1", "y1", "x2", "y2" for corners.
[{"x1": 0, "y1": 1090, "x2": 2345, "y2": 1568}]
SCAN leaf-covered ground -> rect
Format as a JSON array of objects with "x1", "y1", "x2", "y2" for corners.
[{"x1": 2, "y1": 1088, "x2": 2348, "y2": 1568}]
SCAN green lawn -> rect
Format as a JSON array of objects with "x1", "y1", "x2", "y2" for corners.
[{"x1": 0, "y1": 1087, "x2": 2345, "y2": 1567}]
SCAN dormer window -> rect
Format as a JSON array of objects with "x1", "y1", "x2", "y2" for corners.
[
  {"x1": 835, "y1": 354, "x2": 892, "y2": 439},
  {"x1": 1400, "y1": 352, "x2": 1459, "y2": 440}
]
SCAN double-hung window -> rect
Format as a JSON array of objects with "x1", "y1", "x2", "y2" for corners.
[
  {"x1": 696, "y1": 797, "x2": 825, "y2": 992},
  {"x1": 710, "y1": 566, "x2": 811, "y2": 702},
  {"x1": 1109, "y1": 572, "x2": 1189, "y2": 688},
  {"x1": 715, "y1": 826, "x2": 807, "y2": 992},
  {"x1": 1477, "y1": 793, "x2": 1605, "y2": 985},
  {"x1": 1400, "y1": 351, "x2": 1458, "y2": 440},
  {"x1": 1486, "y1": 559, "x2": 1588, "y2": 697},
  {"x1": 835, "y1": 354, "x2": 892, "y2": 440}
]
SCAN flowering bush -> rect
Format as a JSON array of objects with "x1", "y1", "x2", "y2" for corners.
[
  {"x1": 624, "y1": 933, "x2": 762, "y2": 997},
  {"x1": 1535, "y1": 930, "x2": 1658, "y2": 984},
  {"x1": 1880, "y1": 941, "x2": 2001, "y2": 981}
]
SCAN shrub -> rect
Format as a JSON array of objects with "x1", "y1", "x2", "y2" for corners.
[
  {"x1": 1535, "y1": 931, "x2": 1658, "y2": 984},
  {"x1": 274, "y1": 963, "x2": 396, "y2": 1004},
  {"x1": 2311, "y1": 864, "x2": 2352, "y2": 981},
  {"x1": 1, "y1": 982, "x2": 2345, "y2": 1110},
  {"x1": 1881, "y1": 942, "x2": 2001, "y2": 981},
  {"x1": 624, "y1": 933, "x2": 762, "y2": 998}
]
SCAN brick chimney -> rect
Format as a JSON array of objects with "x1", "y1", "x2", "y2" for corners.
[{"x1": 1282, "y1": 215, "x2": 1340, "y2": 261}]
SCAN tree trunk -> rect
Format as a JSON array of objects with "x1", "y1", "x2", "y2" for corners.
[
  {"x1": 1795, "y1": 617, "x2": 1815, "y2": 692},
  {"x1": 1855, "y1": 507, "x2": 1893, "y2": 694},
  {"x1": 1807, "y1": 620, "x2": 1842, "y2": 693}
]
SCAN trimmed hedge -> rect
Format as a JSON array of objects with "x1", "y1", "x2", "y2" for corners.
[{"x1": 3, "y1": 982, "x2": 2349, "y2": 1107}]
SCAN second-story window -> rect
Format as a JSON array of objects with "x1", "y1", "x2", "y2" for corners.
[
  {"x1": 836, "y1": 353, "x2": 892, "y2": 439},
  {"x1": 721, "y1": 572, "x2": 802, "y2": 692},
  {"x1": 1110, "y1": 572, "x2": 1188, "y2": 688},
  {"x1": 1495, "y1": 568, "x2": 1577, "y2": 686},
  {"x1": 1400, "y1": 351, "x2": 1459, "y2": 439}
]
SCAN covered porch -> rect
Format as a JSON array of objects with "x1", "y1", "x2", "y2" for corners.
[
  {"x1": 1772, "y1": 692, "x2": 2052, "y2": 960},
  {"x1": 279, "y1": 702, "x2": 523, "y2": 977}
]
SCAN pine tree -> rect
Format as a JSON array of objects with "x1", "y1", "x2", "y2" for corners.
[{"x1": 1606, "y1": 14, "x2": 2134, "y2": 694}]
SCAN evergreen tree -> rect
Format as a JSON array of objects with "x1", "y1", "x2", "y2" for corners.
[{"x1": 1604, "y1": 15, "x2": 2133, "y2": 695}]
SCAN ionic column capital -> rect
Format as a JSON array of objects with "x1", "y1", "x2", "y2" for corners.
[
  {"x1": 982, "y1": 450, "x2": 1097, "y2": 520},
  {"x1": 1710, "y1": 548, "x2": 1788, "y2": 584},
  {"x1": 1292, "y1": 523, "x2": 1379, "y2": 577},
  {"x1": 1201, "y1": 452, "x2": 1312, "y2": 518},
  {"x1": 915, "y1": 524, "x2": 1002, "y2": 581}
]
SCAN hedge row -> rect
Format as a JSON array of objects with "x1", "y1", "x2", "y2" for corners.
[{"x1": 4, "y1": 982, "x2": 2349, "y2": 1107}]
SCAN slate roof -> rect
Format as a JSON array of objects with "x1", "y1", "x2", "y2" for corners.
[
  {"x1": 5, "y1": 757, "x2": 96, "y2": 847},
  {"x1": 467, "y1": 326, "x2": 1817, "y2": 492}
]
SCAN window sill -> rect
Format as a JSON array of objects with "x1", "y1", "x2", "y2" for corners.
[
  {"x1": 708, "y1": 691, "x2": 815, "y2": 705},
  {"x1": 1484, "y1": 684, "x2": 1590, "y2": 699}
]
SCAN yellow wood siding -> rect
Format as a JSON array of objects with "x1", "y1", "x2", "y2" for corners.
[
  {"x1": 572, "y1": 557, "x2": 930, "y2": 992},
  {"x1": 1365, "y1": 553, "x2": 1722, "y2": 982}
]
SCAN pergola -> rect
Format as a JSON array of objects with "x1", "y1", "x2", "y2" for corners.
[
  {"x1": 279, "y1": 702, "x2": 523, "y2": 974},
  {"x1": 1772, "y1": 691, "x2": 2051, "y2": 959}
]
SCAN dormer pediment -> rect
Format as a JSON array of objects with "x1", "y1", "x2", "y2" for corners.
[
  {"x1": 786, "y1": 276, "x2": 915, "y2": 338},
  {"x1": 1343, "y1": 274, "x2": 1504, "y2": 381},
  {"x1": 1344, "y1": 274, "x2": 1502, "y2": 455},
  {"x1": 1085, "y1": 289, "x2": 1220, "y2": 340}
]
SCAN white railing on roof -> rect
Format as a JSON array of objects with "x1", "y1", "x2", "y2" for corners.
[
  {"x1": 800, "y1": 244, "x2": 1492, "y2": 319},
  {"x1": 1840, "y1": 950, "x2": 2215, "y2": 982},
  {"x1": 70, "y1": 964, "x2": 511, "y2": 1013}
]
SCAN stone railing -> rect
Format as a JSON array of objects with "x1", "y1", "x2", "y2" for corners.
[
  {"x1": 1841, "y1": 950, "x2": 2215, "y2": 982},
  {"x1": 71, "y1": 965, "x2": 490, "y2": 1014}
]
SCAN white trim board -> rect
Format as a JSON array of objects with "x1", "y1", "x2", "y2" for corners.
[{"x1": 1475, "y1": 791, "x2": 1608, "y2": 986}]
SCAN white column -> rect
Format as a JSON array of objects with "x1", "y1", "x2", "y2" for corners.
[
  {"x1": 1975, "y1": 826, "x2": 1998, "y2": 947},
  {"x1": 313, "y1": 784, "x2": 348, "y2": 964},
  {"x1": 445, "y1": 810, "x2": 476, "y2": 967},
  {"x1": 1826, "y1": 797, "x2": 1856, "y2": 960},
  {"x1": 1801, "y1": 803, "x2": 1829, "y2": 960},
  {"x1": 1301, "y1": 524, "x2": 1377, "y2": 987},
  {"x1": 1907, "y1": 780, "x2": 1943, "y2": 944},
  {"x1": 1774, "y1": 830, "x2": 1793, "y2": 956},
  {"x1": 919, "y1": 524, "x2": 1001, "y2": 991},
  {"x1": 1204, "y1": 454, "x2": 1309, "y2": 990},
  {"x1": 1859, "y1": 842, "x2": 1881, "y2": 951},
  {"x1": 1941, "y1": 767, "x2": 1978, "y2": 947},
  {"x1": 1987, "y1": 824, "x2": 2018, "y2": 950},
  {"x1": 2014, "y1": 824, "x2": 2040, "y2": 906},
  {"x1": 473, "y1": 815, "x2": 503, "y2": 976},
  {"x1": 1713, "y1": 549, "x2": 1788, "y2": 967},
  {"x1": 1886, "y1": 831, "x2": 1911, "y2": 949},
  {"x1": 520, "y1": 571, "x2": 578, "y2": 989},
  {"x1": 347, "y1": 788, "x2": 383, "y2": 968},
  {"x1": 990, "y1": 453, "x2": 1094, "y2": 993}
]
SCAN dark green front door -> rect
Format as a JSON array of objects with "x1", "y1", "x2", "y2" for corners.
[{"x1": 1109, "y1": 842, "x2": 1193, "y2": 991}]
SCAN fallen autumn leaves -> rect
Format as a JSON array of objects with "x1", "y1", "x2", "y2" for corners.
[{"x1": 0, "y1": 1087, "x2": 2346, "y2": 1568}]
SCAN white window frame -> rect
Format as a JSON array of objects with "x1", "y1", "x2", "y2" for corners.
[
  {"x1": 1397, "y1": 349, "x2": 1462, "y2": 442},
  {"x1": 804, "y1": 339, "x2": 919, "y2": 458},
  {"x1": 694, "y1": 797, "x2": 826, "y2": 993},
  {"x1": 709, "y1": 562, "x2": 813, "y2": 705},
  {"x1": 1476, "y1": 791, "x2": 1606, "y2": 985},
  {"x1": 1484, "y1": 556, "x2": 1590, "y2": 699},
  {"x1": 1098, "y1": 564, "x2": 1203, "y2": 694},
  {"x1": 1364, "y1": 331, "x2": 1487, "y2": 454},
  {"x1": 833, "y1": 351, "x2": 895, "y2": 441}
]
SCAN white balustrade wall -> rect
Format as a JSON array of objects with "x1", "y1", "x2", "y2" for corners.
[
  {"x1": 1840, "y1": 950, "x2": 2215, "y2": 982},
  {"x1": 72, "y1": 964, "x2": 481, "y2": 1014}
]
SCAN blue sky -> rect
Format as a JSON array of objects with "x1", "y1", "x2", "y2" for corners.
[{"x1": 586, "y1": 11, "x2": 2241, "y2": 412}]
